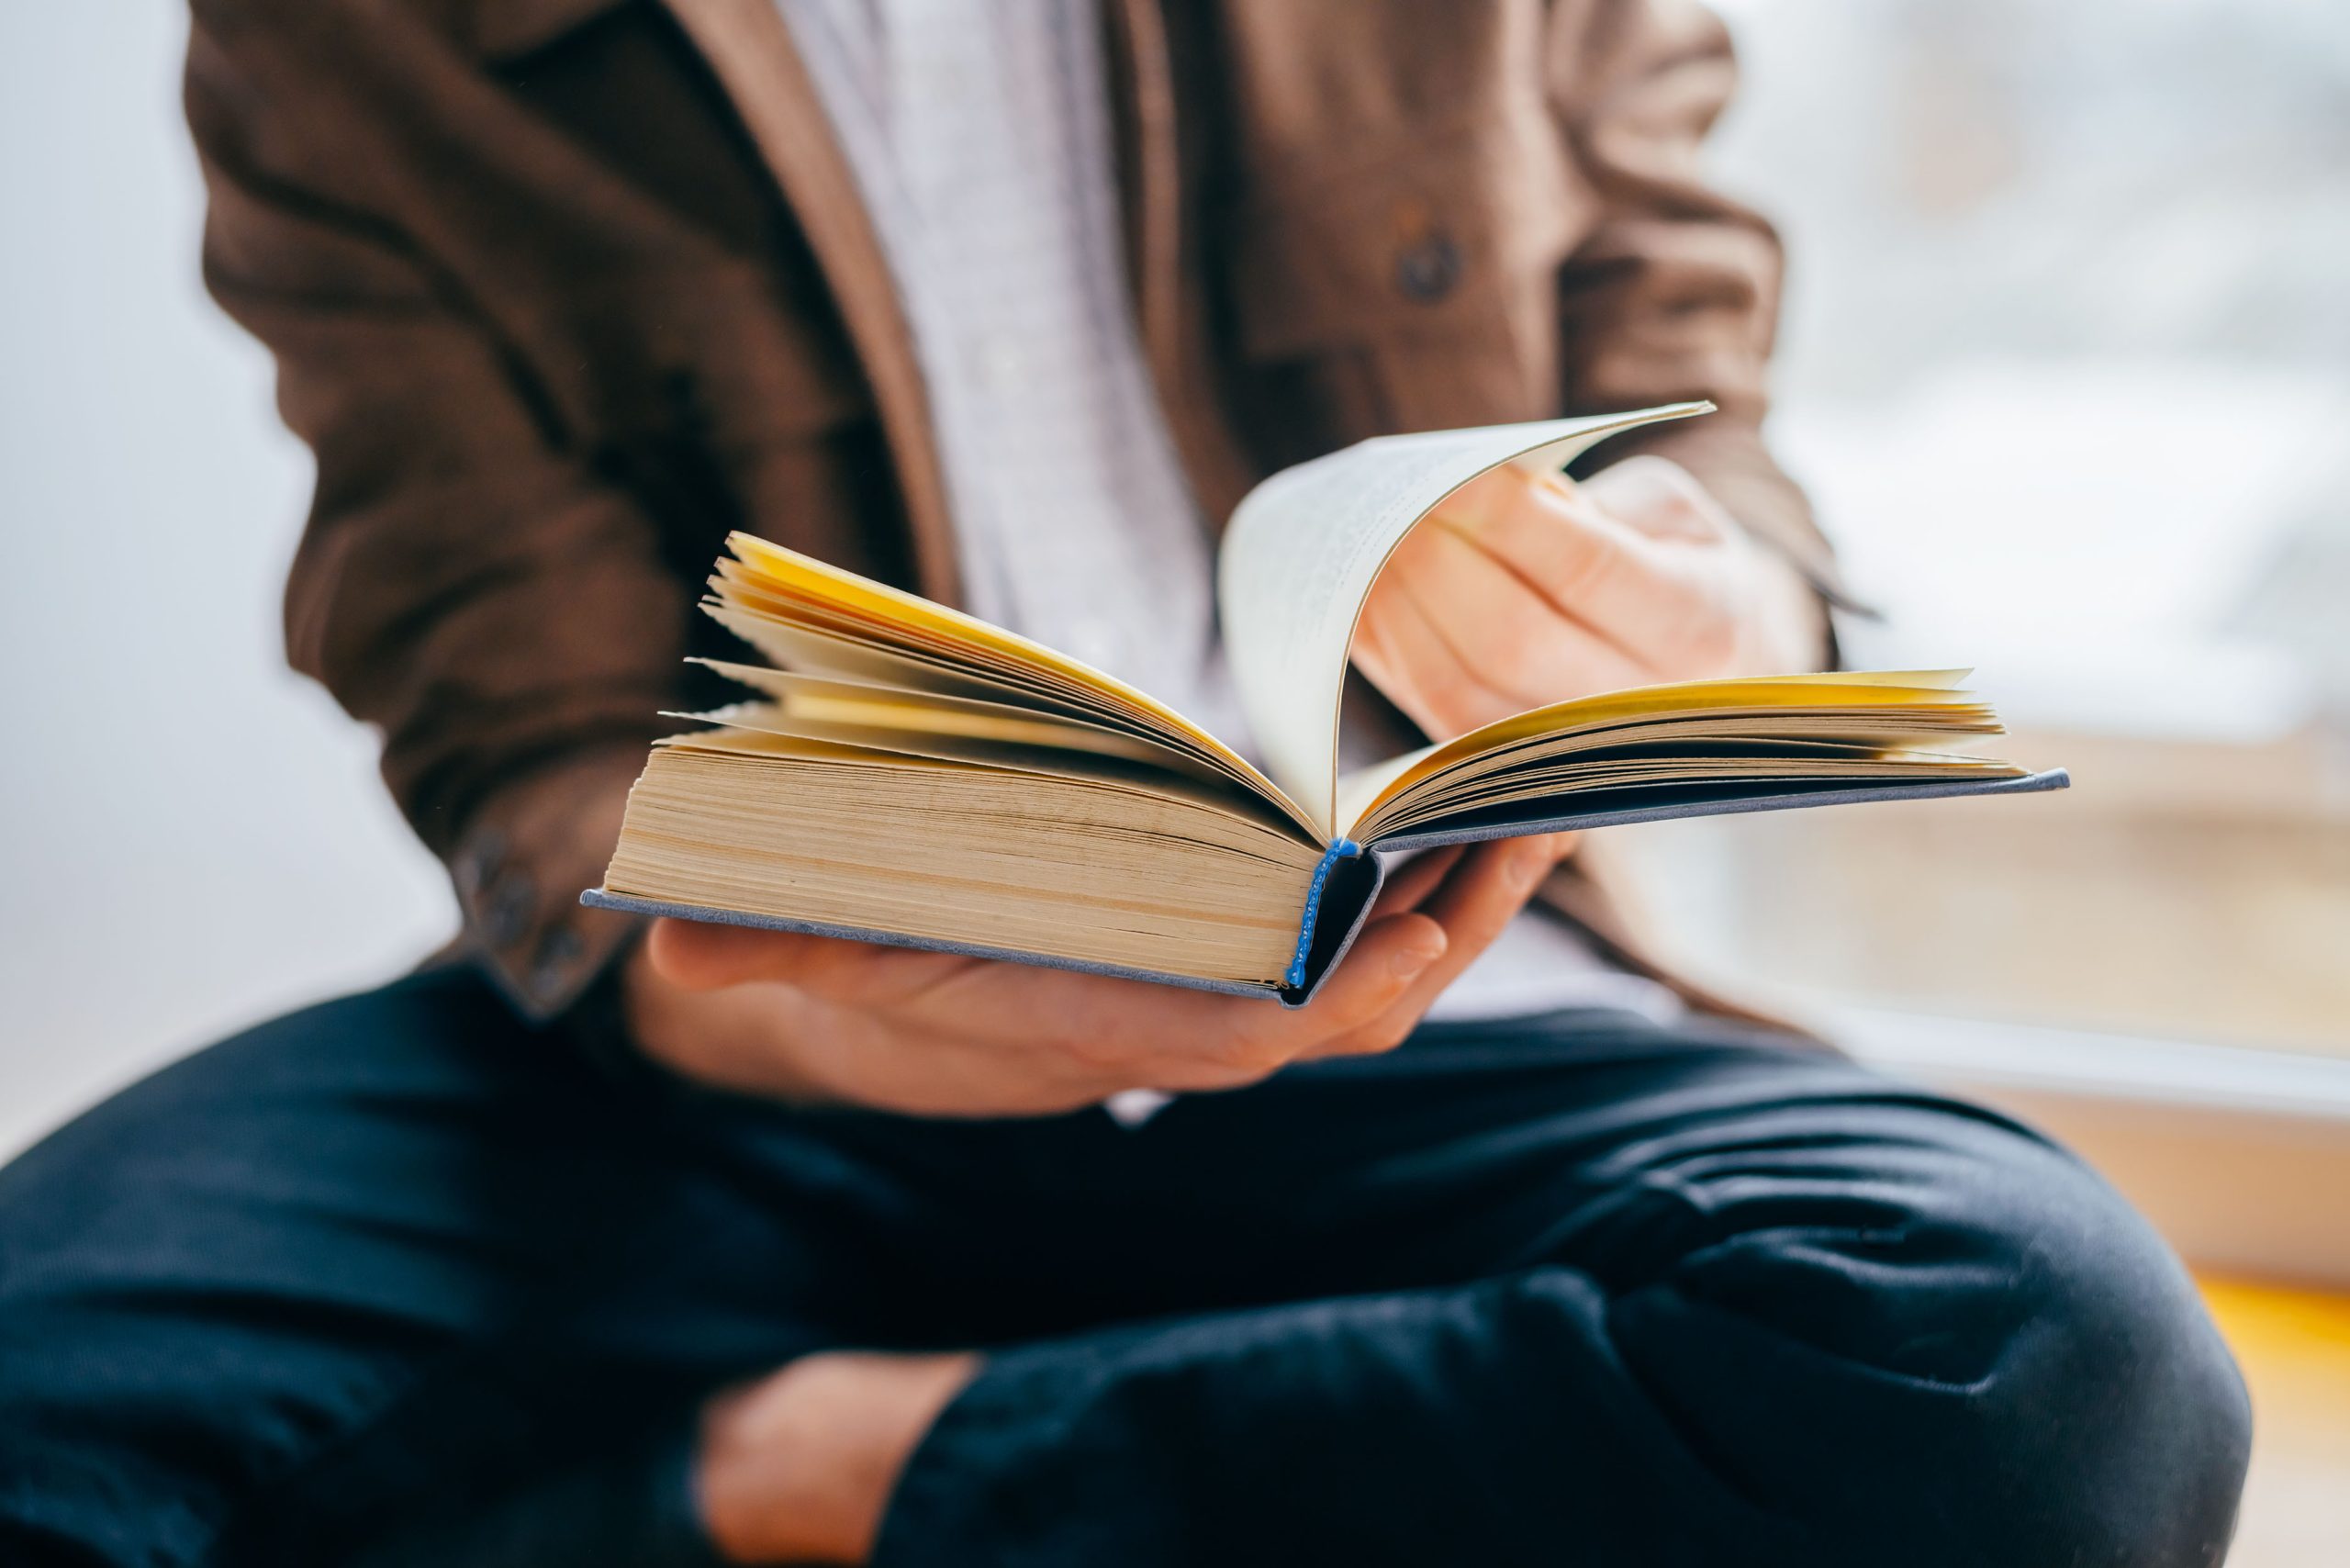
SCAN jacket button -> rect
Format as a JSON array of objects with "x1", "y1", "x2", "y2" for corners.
[
  {"x1": 1394, "y1": 231, "x2": 1461, "y2": 302},
  {"x1": 480, "y1": 871, "x2": 536, "y2": 949}
]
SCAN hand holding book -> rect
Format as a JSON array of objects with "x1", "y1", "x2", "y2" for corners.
[
  {"x1": 623, "y1": 834, "x2": 1572, "y2": 1118},
  {"x1": 587, "y1": 404, "x2": 2066, "y2": 1019},
  {"x1": 1355, "y1": 454, "x2": 1830, "y2": 740}
]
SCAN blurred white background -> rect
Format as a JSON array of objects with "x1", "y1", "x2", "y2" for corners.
[
  {"x1": 1645, "y1": 0, "x2": 2350, "y2": 1063},
  {"x1": 0, "y1": 7, "x2": 452, "y2": 1159},
  {"x1": 3, "y1": 0, "x2": 2346, "y2": 1159},
  {"x1": 1713, "y1": 0, "x2": 2350, "y2": 742}
]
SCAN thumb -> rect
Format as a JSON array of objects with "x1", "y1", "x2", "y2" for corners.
[
  {"x1": 644, "y1": 916, "x2": 832, "y2": 991},
  {"x1": 1582, "y1": 454, "x2": 1731, "y2": 543}
]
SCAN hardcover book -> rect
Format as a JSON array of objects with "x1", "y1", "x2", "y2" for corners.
[{"x1": 584, "y1": 404, "x2": 2065, "y2": 1002}]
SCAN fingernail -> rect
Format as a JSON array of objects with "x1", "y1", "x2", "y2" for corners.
[
  {"x1": 1514, "y1": 844, "x2": 1554, "y2": 891},
  {"x1": 1391, "y1": 939, "x2": 1444, "y2": 979}
]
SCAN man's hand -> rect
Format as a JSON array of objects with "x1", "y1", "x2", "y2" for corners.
[
  {"x1": 622, "y1": 835, "x2": 1573, "y2": 1117},
  {"x1": 1354, "y1": 455, "x2": 1830, "y2": 741}
]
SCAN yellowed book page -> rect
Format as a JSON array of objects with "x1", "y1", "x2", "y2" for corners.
[
  {"x1": 702, "y1": 606, "x2": 1135, "y2": 717},
  {"x1": 1331, "y1": 670, "x2": 1991, "y2": 834},
  {"x1": 723, "y1": 532, "x2": 1314, "y2": 828},
  {"x1": 1216, "y1": 403, "x2": 1713, "y2": 838},
  {"x1": 673, "y1": 702, "x2": 1306, "y2": 833},
  {"x1": 690, "y1": 659, "x2": 1216, "y2": 773}
]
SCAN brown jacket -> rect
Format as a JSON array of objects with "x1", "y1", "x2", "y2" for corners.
[{"x1": 186, "y1": 0, "x2": 1842, "y2": 1022}]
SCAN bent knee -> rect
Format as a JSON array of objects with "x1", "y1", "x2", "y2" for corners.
[
  {"x1": 1953, "y1": 1200, "x2": 2252, "y2": 1567},
  {"x1": 1606, "y1": 1125, "x2": 2251, "y2": 1567},
  {"x1": 1843, "y1": 1173, "x2": 2249, "y2": 1566}
]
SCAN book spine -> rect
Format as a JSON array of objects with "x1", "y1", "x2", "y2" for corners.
[{"x1": 1285, "y1": 839, "x2": 1364, "y2": 990}]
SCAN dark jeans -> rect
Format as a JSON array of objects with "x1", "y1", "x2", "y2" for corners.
[{"x1": 0, "y1": 968, "x2": 2249, "y2": 1567}]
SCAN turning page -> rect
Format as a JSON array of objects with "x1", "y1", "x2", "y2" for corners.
[{"x1": 1215, "y1": 403, "x2": 1712, "y2": 838}]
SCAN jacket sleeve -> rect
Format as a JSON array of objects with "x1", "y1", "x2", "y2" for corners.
[
  {"x1": 1544, "y1": 0, "x2": 1857, "y2": 609},
  {"x1": 185, "y1": 5, "x2": 684, "y2": 1019}
]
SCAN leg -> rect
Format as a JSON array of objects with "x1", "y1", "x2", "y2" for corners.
[
  {"x1": 0, "y1": 968, "x2": 1069, "y2": 1567},
  {"x1": 873, "y1": 1012, "x2": 2253, "y2": 1568}
]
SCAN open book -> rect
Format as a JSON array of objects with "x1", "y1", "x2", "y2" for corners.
[{"x1": 584, "y1": 404, "x2": 2065, "y2": 1002}]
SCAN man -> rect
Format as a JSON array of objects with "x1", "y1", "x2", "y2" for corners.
[{"x1": 0, "y1": 2, "x2": 2249, "y2": 1564}]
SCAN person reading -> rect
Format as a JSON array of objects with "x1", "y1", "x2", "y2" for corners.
[
  {"x1": 0, "y1": 4, "x2": 2246, "y2": 1566},
  {"x1": 587, "y1": 407, "x2": 2061, "y2": 1001}
]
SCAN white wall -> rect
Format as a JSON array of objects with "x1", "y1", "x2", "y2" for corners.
[{"x1": 0, "y1": 8, "x2": 452, "y2": 1158}]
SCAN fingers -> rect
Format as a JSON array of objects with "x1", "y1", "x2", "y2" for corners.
[
  {"x1": 645, "y1": 916, "x2": 792, "y2": 990},
  {"x1": 1376, "y1": 834, "x2": 1561, "y2": 1014},
  {"x1": 1175, "y1": 909, "x2": 1449, "y2": 1073},
  {"x1": 1354, "y1": 566, "x2": 1524, "y2": 735},
  {"x1": 643, "y1": 834, "x2": 1570, "y2": 1105},
  {"x1": 1578, "y1": 454, "x2": 1734, "y2": 543},
  {"x1": 967, "y1": 910, "x2": 1440, "y2": 1097},
  {"x1": 1366, "y1": 843, "x2": 1467, "y2": 914},
  {"x1": 1358, "y1": 459, "x2": 1773, "y2": 739},
  {"x1": 1435, "y1": 465, "x2": 1736, "y2": 672},
  {"x1": 1578, "y1": 458, "x2": 1828, "y2": 675},
  {"x1": 643, "y1": 916, "x2": 959, "y2": 997},
  {"x1": 1385, "y1": 521, "x2": 1654, "y2": 710},
  {"x1": 1303, "y1": 834, "x2": 1572, "y2": 1060},
  {"x1": 848, "y1": 906, "x2": 1444, "y2": 1096},
  {"x1": 1040, "y1": 837, "x2": 1566, "y2": 1090}
]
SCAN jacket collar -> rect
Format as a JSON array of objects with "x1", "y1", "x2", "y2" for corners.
[
  {"x1": 655, "y1": 0, "x2": 961, "y2": 604},
  {"x1": 645, "y1": 1, "x2": 1239, "y2": 597}
]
